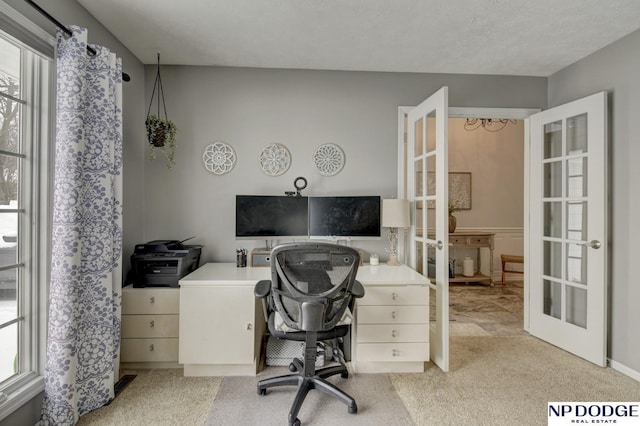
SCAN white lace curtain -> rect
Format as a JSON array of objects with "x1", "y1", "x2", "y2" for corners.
[{"x1": 40, "y1": 26, "x2": 123, "y2": 425}]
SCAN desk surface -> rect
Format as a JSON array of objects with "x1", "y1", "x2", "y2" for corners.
[{"x1": 179, "y1": 263, "x2": 430, "y2": 287}]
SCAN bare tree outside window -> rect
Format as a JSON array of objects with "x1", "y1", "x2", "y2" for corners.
[{"x1": 0, "y1": 72, "x2": 20, "y2": 205}]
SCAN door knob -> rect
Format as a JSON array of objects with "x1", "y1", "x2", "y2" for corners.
[
  {"x1": 427, "y1": 241, "x2": 444, "y2": 250},
  {"x1": 579, "y1": 240, "x2": 601, "y2": 249}
]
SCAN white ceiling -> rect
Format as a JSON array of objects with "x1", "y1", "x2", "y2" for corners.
[{"x1": 77, "y1": 0, "x2": 640, "y2": 77}]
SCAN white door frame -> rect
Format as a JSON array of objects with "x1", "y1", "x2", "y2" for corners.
[{"x1": 397, "y1": 106, "x2": 540, "y2": 329}]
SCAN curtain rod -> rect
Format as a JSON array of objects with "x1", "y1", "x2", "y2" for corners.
[{"x1": 24, "y1": 0, "x2": 131, "y2": 82}]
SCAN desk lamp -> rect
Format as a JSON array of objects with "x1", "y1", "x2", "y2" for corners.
[{"x1": 382, "y1": 199, "x2": 410, "y2": 266}]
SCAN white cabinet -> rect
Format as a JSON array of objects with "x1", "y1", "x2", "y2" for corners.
[
  {"x1": 178, "y1": 264, "x2": 269, "y2": 376},
  {"x1": 179, "y1": 286, "x2": 255, "y2": 365},
  {"x1": 174, "y1": 263, "x2": 428, "y2": 376},
  {"x1": 354, "y1": 284, "x2": 429, "y2": 373},
  {"x1": 121, "y1": 286, "x2": 180, "y2": 368}
]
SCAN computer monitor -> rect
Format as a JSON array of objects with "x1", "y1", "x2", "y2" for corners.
[
  {"x1": 308, "y1": 196, "x2": 381, "y2": 240},
  {"x1": 235, "y1": 195, "x2": 309, "y2": 239}
]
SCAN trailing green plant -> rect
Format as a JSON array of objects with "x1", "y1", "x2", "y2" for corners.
[{"x1": 146, "y1": 114, "x2": 177, "y2": 168}]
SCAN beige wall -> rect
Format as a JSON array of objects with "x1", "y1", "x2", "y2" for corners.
[
  {"x1": 446, "y1": 118, "x2": 524, "y2": 278},
  {"x1": 448, "y1": 118, "x2": 524, "y2": 229}
]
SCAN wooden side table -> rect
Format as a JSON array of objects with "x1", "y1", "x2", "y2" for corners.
[{"x1": 448, "y1": 232, "x2": 495, "y2": 285}]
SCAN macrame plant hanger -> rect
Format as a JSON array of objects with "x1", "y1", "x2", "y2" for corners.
[{"x1": 146, "y1": 52, "x2": 170, "y2": 147}]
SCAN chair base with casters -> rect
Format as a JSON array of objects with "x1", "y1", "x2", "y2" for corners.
[{"x1": 257, "y1": 312, "x2": 357, "y2": 426}]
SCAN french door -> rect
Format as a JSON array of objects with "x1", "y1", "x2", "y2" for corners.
[
  {"x1": 528, "y1": 91, "x2": 607, "y2": 366},
  {"x1": 407, "y1": 87, "x2": 449, "y2": 372}
]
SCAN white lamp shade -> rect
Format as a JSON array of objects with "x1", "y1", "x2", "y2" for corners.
[{"x1": 382, "y1": 199, "x2": 410, "y2": 228}]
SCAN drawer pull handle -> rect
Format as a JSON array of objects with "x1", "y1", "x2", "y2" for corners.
[
  {"x1": 150, "y1": 296, "x2": 155, "y2": 304},
  {"x1": 246, "y1": 323, "x2": 252, "y2": 330},
  {"x1": 149, "y1": 320, "x2": 155, "y2": 328},
  {"x1": 391, "y1": 311, "x2": 396, "y2": 320},
  {"x1": 391, "y1": 330, "x2": 398, "y2": 338},
  {"x1": 392, "y1": 292, "x2": 398, "y2": 301},
  {"x1": 149, "y1": 344, "x2": 154, "y2": 352},
  {"x1": 392, "y1": 349, "x2": 399, "y2": 357}
]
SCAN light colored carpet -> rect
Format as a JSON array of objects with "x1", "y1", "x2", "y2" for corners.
[
  {"x1": 205, "y1": 369, "x2": 412, "y2": 425},
  {"x1": 77, "y1": 369, "x2": 222, "y2": 426},
  {"x1": 390, "y1": 335, "x2": 640, "y2": 425},
  {"x1": 75, "y1": 336, "x2": 640, "y2": 426}
]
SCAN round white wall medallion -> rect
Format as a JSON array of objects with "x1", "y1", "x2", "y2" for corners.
[
  {"x1": 259, "y1": 143, "x2": 291, "y2": 176},
  {"x1": 313, "y1": 143, "x2": 345, "y2": 176},
  {"x1": 203, "y1": 142, "x2": 236, "y2": 175}
]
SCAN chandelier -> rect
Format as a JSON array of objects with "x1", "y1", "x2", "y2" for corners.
[{"x1": 464, "y1": 118, "x2": 517, "y2": 132}]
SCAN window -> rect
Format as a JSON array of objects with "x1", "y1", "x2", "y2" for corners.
[{"x1": 0, "y1": 9, "x2": 52, "y2": 419}]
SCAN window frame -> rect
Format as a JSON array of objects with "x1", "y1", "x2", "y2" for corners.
[{"x1": 0, "y1": 3, "x2": 53, "y2": 421}]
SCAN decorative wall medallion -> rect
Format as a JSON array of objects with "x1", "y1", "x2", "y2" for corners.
[
  {"x1": 259, "y1": 143, "x2": 291, "y2": 176},
  {"x1": 313, "y1": 143, "x2": 345, "y2": 176},
  {"x1": 203, "y1": 142, "x2": 236, "y2": 175}
]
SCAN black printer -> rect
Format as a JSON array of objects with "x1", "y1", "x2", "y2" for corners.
[{"x1": 131, "y1": 239, "x2": 202, "y2": 288}]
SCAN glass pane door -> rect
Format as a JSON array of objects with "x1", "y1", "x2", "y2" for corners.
[
  {"x1": 529, "y1": 92, "x2": 607, "y2": 366},
  {"x1": 407, "y1": 87, "x2": 449, "y2": 372}
]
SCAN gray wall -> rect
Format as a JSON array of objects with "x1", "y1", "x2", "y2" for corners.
[
  {"x1": 548, "y1": 29, "x2": 640, "y2": 374},
  {"x1": 1, "y1": 1, "x2": 145, "y2": 425},
  {"x1": 143, "y1": 66, "x2": 545, "y2": 264}
]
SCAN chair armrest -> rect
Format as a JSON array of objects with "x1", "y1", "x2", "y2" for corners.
[
  {"x1": 255, "y1": 280, "x2": 271, "y2": 298},
  {"x1": 255, "y1": 280, "x2": 272, "y2": 323},
  {"x1": 351, "y1": 280, "x2": 365, "y2": 299}
]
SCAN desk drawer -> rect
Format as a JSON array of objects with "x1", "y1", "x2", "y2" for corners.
[
  {"x1": 449, "y1": 236, "x2": 468, "y2": 245},
  {"x1": 357, "y1": 324, "x2": 428, "y2": 343},
  {"x1": 468, "y1": 236, "x2": 491, "y2": 246},
  {"x1": 122, "y1": 314, "x2": 179, "y2": 338},
  {"x1": 122, "y1": 288, "x2": 179, "y2": 315},
  {"x1": 357, "y1": 305, "x2": 428, "y2": 324},
  {"x1": 359, "y1": 286, "x2": 428, "y2": 306},
  {"x1": 357, "y1": 342, "x2": 429, "y2": 362},
  {"x1": 121, "y1": 338, "x2": 178, "y2": 362}
]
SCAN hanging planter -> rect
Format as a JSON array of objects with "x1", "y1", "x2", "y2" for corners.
[{"x1": 146, "y1": 53, "x2": 177, "y2": 168}]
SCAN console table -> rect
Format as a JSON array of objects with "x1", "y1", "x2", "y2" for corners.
[
  {"x1": 449, "y1": 232, "x2": 495, "y2": 285},
  {"x1": 178, "y1": 263, "x2": 430, "y2": 376}
]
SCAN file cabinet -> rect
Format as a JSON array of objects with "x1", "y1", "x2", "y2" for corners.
[
  {"x1": 121, "y1": 285, "x2": 180, "y2": 368},
  {"x1": 354, "y1": 284, "x2": 429, "y2": 373}
]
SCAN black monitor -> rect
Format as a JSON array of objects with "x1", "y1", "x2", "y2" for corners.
[
  {"x1": 235, "y1": 195, "x2": 309, "y2": 239},
  {"x1": 309, "y1": 196, "x2": 381, "y2": 240}
]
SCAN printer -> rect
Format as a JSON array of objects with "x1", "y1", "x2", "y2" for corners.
[{"x1": 131, "y1": 239, "x2": 202, "y2": 288}]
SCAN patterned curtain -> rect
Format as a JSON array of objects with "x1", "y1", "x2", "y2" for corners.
[{"x1": 40, "y1": 26, "x2": 123, "y2": 425}]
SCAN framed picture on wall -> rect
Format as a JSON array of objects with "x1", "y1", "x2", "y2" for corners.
[{"x1": 424, "y1": 172, "x2": 472, "y2": 210}]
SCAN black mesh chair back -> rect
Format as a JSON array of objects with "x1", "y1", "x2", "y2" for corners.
[{"x1": 270, "y1": 243, "x2": 359, "y2": 333}]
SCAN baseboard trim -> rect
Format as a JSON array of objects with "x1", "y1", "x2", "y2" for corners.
[
  {"x1": 454, "y1": 227, "x2": 524, "y2": 234},
  {"x1": 609, "y1": 359, "x2": 640, "y2": 382}
]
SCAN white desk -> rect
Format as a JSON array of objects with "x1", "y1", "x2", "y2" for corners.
[{"x1": 178, "y1": 263, "x2": 430, "y2": 376}]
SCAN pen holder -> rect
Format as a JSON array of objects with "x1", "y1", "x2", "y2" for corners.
[{"x1": 236, "y1": 251, "x2": 247, "y2": 268}]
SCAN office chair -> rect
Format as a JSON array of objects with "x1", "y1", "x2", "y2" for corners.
[{"x1": 254, "y1": 242, "x2": 364, "y2": 426}]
